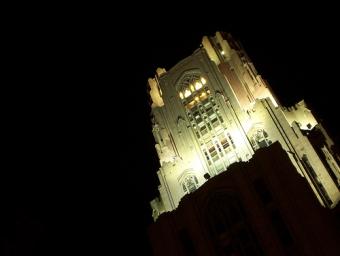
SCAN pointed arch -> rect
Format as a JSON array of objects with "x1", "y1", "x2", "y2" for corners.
[{"x1": 178, "y1": 169, "x2": 199, "y2": 194}]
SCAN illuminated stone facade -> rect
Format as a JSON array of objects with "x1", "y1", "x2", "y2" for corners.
[{"x1": 148, "y1": 32, "x2": 340, "y2": 220}]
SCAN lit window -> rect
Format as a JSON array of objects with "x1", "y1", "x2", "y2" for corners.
[
  {"x1": 195, "y1": 81, "x2": 202, "y2": 90},
  {"x1": 184, "y1": 89, "x2": 191, "y2": 98},
  {"x1": 179, "y1": 92, "x2": 184, "y2": 99},
  {"x1": 201, "y1": 77, "x2": 207, "y2": 85},
  {"x1": 221, "y1": 50, "x2": 225, "y2": 55},
  {"x1": 190, "y1": 84, "x2": 195, "y2": 92},
  {"x1": 186, "y1": 100, "x2": 196, "y2": 109}
]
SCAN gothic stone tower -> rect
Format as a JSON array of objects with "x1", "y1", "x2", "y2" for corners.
[{"x1": 148, "y1": 32, "x2": 340, "y2": 220}]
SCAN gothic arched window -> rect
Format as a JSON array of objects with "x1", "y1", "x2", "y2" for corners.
[
  {"x1": 181, "y1": 175, "x2": 199, "y2": 194},
  {"x1": 177, "y1": 73, "x2": 209, "y2": 109},
  {"x1": 250, "y1": 128, "x2": 272, "y2": 149}
]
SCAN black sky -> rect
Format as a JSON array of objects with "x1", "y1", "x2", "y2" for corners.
[{"x1": 9, "y1": 5, "x2": 340, "y2": 256}]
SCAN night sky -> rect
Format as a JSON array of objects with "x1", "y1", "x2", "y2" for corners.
[{"x1": 9, "y1": 6, "x2": 339, "y2": 256}]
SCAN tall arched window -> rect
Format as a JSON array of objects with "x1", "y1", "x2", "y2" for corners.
[
  {"x1": 176, "y1": 72, "x2": 209, "y2": 109},
  {"x1": 178, "y1": 71, "x2": 235, "y2": 173}
]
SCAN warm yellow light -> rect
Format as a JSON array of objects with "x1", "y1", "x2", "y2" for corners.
[
  {"x1": 200, "y1": 92, "x2": 208, "y2": 101},
  {"x1": 184, "y1": 89, "x2": 191, "y2": 98},
  {"x1": 195, "y1": 96, "x2": 199, "y2": 101},
  {"x1": 190, "y1": 84, "x2": 195, "y2": 92},
  {"x1": 207, "y1": 89, "x2": 210, "y2": 94},
  {"x1": 221, "y1": 50, "x2": 225, "y2": 55},
  {"x1": 201, "y1": 77, "x2": 206, "y2": 85},
  {"x1": 195, "y1": 81, "x2": 202, "y2": 90},
  {"x1": 179, "y1": 92, "x2": 184, "y2": 99},
  {"x1": 186, "y1": 100, "x2": 196, "y2": 109}
]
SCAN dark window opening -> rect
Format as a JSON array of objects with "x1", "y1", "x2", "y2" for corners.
[{"x1": 302, "y1": 154, "x2": 333, "y2": 207}]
